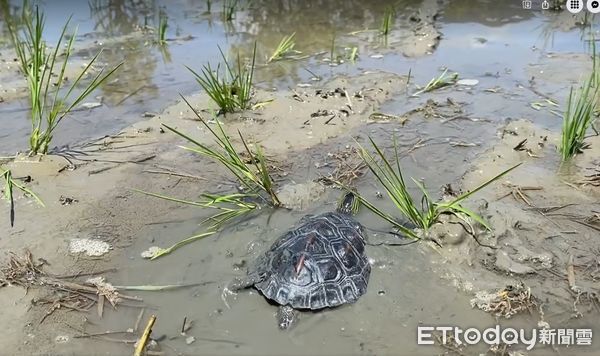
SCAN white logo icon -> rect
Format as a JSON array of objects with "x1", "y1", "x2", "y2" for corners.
[
  {"x1": 522, "y1": 0, "x2": 532, "y2": 9},
  {"x1": 542, "y1": 0, "x2": 550, "y2": 9},
  {"x1": 566, "y1": 0, "x2": 583, "y2": 13},
  {"x1": 588, "y1": 0, "x2": 600, "y2": 13}
]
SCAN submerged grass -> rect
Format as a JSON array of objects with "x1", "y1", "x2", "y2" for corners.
[
  {"x1": 380, "y1": 7, "x2": 394, "y2": 36},
  {"x1": 222, "y1": 0, "x2": 238, "y2": 21},
  {"x1": 413, "y1": 69, "x2": 459, "y2": 96},
  {"x1": 2, "y1": 168, "x2": 44, "y2": 227},
  {"x1": 356, "y1": 137, "x2": 520, "y2": 239},
  {"x1": 328, "y1": 34, "x2": 342, "y2": 65},
  {"x1": 187, "y1": 43, "x2": 256, "y2": 114},
  {"x1": 8, "y1": 6, "x2": 122, "y2": 155},
  {"x1": 267, "y1": 33, "x2": 297, "y2": 63},
  {"x1": 591, "y1": 39, "x2": 599, "y2": 89},
  {"x1": 157, "y1": 9, "x2": 168, "y2": 44}
]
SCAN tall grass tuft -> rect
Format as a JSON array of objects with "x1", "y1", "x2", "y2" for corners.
[
  {"x1": 2, "y1": 168, "x2": 44, "y2": 227},
  {"x1": 267, "y1": 33, "x2": 297, "y2": 63},
  {"x1": 134, "y1": 95, "x2": 280, "y2": 258},
  {"x1": 8, "y1": 6, "x2": 122, "y2": 155},
  {"x1": 560, "y1": 75, "x2": 598, "y2": 160},
  {"x1": 356, "y1": 136, "x2": 520, "y2": 239},
  {"x1": 187, "y1": 43, "x2": 256, "y2": 114},
  {"x1": 165, "y1": 95, "x2": 280, "y2": 206}
]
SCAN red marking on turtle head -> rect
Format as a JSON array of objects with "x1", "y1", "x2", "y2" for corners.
[
  {"x1": 305, "y1": 233, "x2": 315, "y2": 247},
  {"x1": 344, "y1": 242, "x2": 352, "y2": 254},
  {"x1": 294, "y1": 254, "x2": 306, "y2": 276}
]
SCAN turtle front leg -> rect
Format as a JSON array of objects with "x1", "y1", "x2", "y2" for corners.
[
  {"x1": 220, "y1": 276, "x2": 256, "y2": 309},
  {"x1": 276, "y1": 306, "x2": 299, "y2": 330}
]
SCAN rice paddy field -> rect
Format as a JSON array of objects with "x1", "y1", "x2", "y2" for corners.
[{"x1": 0, "y1": 1, "x2": 599, "y2": 355}]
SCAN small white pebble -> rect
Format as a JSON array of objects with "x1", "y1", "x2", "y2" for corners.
[{"x1": 55, "y1": 335, "x2": 69, "y2": 343}]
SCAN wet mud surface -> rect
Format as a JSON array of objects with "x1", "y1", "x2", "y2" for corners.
[{"x1": 1, "y1": 1, "x2": 599, "y2": 355}]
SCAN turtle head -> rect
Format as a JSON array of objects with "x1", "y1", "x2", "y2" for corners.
[{"x1": 336, "y1": 190, "x2": 360, "y2": 215}]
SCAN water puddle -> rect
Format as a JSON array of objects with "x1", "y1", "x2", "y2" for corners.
[{"x1": 0, "y1": 0, "x2": 591, "y2": 153}]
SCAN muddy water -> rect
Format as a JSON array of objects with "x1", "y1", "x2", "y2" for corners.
[
  {"x1": 61, "y1": 161, "x2": 489, "y2": 355},
  {"x1": 1, "y1": 0, "x2": 599, "y2": 355}
]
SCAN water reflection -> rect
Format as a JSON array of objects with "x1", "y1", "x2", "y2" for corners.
[
  {"x1": 95, "y1": 39, "x2": 160, "y2": 106},
  {"x1": 0, "y1": 0, "x2": 28, "y2": 45},
  {"x1": 88, "y1": 0, "x2": 155, "y2": 35},
  {"x1": 0, "y1": 0, "x2": 590, "y2": 154},
  {"x1": 86, "y1": 0, "x2": 161, "y2": 105},
  {"x1": 442, "y1": 0, "x2": 535, "y2": 26}
]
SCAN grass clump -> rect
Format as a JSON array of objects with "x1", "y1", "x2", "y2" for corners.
[
  {"x1": 164, "y1": 95, "x2": 280, "y2": 206},
  {"x1": 560, "y1": 76, "x2": 598, "y2": 160},
  {"x1": 560, "y1": 38, "x2": 598, "y2": 161},
  {"x1": 267, "y1": 33, "x2": 297, "y2": 63},
  {"x1": 187, "y1": 43, "x2": 256, "y2": 114},
  {"x1": 356, "y1": 137, "x2": 520, "y2": 239},
  {"x1": 2, "y1": 168, "x2": 44, "y2": 227},
  {"x1": 413, "y1": 69, "x2": 459, "y2": 96},
  {"x1": 135, "y1": 95, "x2": 280, "y2": 259},
  {"x1": 8, "y1": 7, "x2": 122, "y2": 155}
]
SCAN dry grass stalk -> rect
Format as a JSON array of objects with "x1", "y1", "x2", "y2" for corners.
[{"x1": 0, "y1": 250, "x2": 143, "y2": 323}]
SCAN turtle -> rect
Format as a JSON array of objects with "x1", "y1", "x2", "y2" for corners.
[{"x1": 223, "y1": 191, "x2": 371, "y2": 329}]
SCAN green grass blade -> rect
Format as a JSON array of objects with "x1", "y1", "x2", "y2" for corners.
[
  {"x1": 114, "y1": 284, "x2": 202, "y2": 291},
  {"x1": 267, "y1": 33, "x2": 296, "y2": 63},
  {"x1": 446, "y1": 204, "x2": 492, "y2": 231},
  {"x1": 132, "y1": 188, "x2": 206, "y2": 207},
  {"x1": 442, "y1": 163, "x2": 521, "y2": 207},
  {"x1": 9, "y1": 179, "x2": 45, "y2": 207},
  {"x1": 2, "y1": 170, "x2": 15, "y2": 227},
  {"x1": 150, "y1": 231, "x2": 216, "y2": 260},
  {"x1": 353, "y1": 193, "x2": 419, "y2": 239},
  {"x1": 2, "y1": 168, "x2": 44, "y2": 227}
]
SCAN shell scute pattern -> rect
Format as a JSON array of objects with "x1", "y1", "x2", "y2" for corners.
[{"x1": 253, "y1": 211, "x2": 370, "y2": 310}]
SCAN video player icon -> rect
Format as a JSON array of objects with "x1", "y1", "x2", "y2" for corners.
[
  {"x1": 566, "y1": 0, "x2": 583, "y2": 13},
  {"x1": 588, "y1": 0, "x2": 600, "y2": 13}
]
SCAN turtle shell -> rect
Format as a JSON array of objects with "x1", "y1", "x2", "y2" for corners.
[{"x1": 253, "y1": 211, "x2": 371, "y2": 310}]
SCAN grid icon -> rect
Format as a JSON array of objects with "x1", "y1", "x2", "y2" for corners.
[{"x1": 566, "y1": 0, "x2": 583, "y2": 13}]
